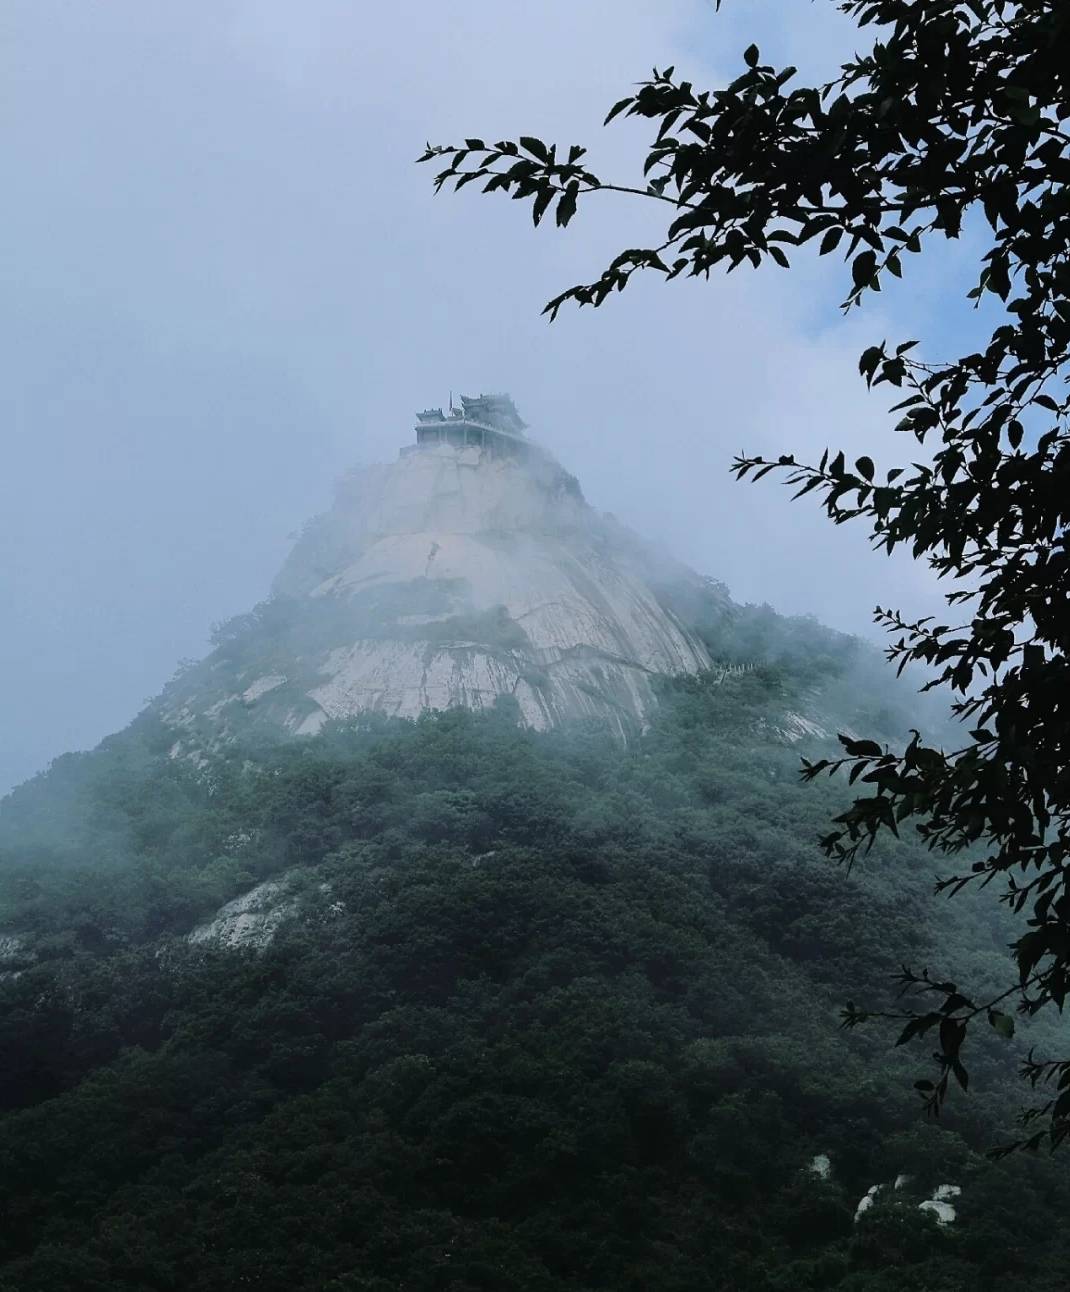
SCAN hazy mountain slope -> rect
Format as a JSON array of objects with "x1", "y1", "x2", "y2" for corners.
[
  {"x1": 3, "y1": 399, "x2": 1062, "y2": 1289},
  {"x1": 1, "y1": 685, "x2": 1066, "y2": 1290},
  {"x1": 160, "y1": 402, "x2": 712, "y2": 752}
]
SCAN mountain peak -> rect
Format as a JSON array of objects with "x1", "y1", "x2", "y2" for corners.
[{"x1": 163, "y1": 400, "x2": 711, "y2": 748}]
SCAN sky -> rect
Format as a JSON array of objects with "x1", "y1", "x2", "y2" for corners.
[{"x1": 1, "y1": 1, "x2": 987, "y2": 796}]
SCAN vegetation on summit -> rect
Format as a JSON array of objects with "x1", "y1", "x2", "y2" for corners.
[{"x1": 420, "y1": 0, "x2": 1070, "y2": 1141}]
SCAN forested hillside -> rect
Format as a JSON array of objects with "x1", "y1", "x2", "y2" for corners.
[{"x1": 1, "y1": 602, "x2": 1067, "y2": 1290}]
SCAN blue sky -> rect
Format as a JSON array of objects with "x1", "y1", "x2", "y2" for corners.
[{"x1": 1, "y1": 1, "x2": 989, "y2": 795}]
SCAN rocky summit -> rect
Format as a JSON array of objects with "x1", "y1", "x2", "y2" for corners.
[{"x1": 163, "y1": 394, "x2": 714, "y2": 749}]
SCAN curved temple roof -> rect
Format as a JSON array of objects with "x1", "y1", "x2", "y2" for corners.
[
  {"x1": 412, "y1": 392, "x2": 531, "y2": 457},
  {"x1": 415, "y1": 392, "x2": 527, "y2": 435}
]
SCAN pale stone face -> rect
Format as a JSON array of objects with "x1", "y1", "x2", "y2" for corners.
[
  {"x1": 169, "y1": 436, "x2": 713, "y2": 740},
  {"x1": 854, "y1": 1178, "x2": 961, "y2": 1227},
  {"x1": 808, "y1": 1153, "x2": 832, "y2": 1180},
  {"x1": 854, "y1": 1184, "x2": 881, "y2": 1221},
  {"x1": 918, "y1": 1199, "x2": 957, "y2": 1225},
  {"x1": 241, "y1": 674, "x2": 288, "y2": 704},
  {"x1": 187, "y1": 880, "x2": 296, "y2": 950}
]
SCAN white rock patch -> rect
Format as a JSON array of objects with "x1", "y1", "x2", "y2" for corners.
[
  {"x1": 919, "y1": 1184, "x2": 961, "y2": 1226},
  {"x1": 242, "y1": 674, "x2": 287, "y2": 704},
  {"x1": 854, "y1": 1184, "x2": 882, "y2": 1221},
  {"x1": 203, "y1": 439, "x2": 714, "y2": 737},
  {"x1": 188, "y1": 880, "x2": 296, "y2": 951},
  {"x1": 808, "y1": 1154, "x2": 832, "y2": 1180},
  {"x1": 776, "y1": 712, "x2": 830, "y2": 743},
  {"x1": 854, "y1": 1177, "x2": 961, "y2": 1226}
]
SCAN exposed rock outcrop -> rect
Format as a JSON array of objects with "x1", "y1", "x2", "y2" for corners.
[
  {"x1": 807, "y1": 1153, "x2": 832, "y2": 1180},
  {"x1": 188, "y1": 879, "x2": 296, "y2": 950},
  {"x1": 853, "y1": 1175, "x2": 961, "y2": 1227},
  {"x1": 919, "y1": 1184, "x2": 961, "y2": 1225},
  {"x1": 163, "y1": 397, "x2": 713, "y2": 742}
]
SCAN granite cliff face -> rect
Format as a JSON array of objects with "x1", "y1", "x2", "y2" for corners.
[{"x1": 163, "y1": 397, "x2": 713, "y2": 745}]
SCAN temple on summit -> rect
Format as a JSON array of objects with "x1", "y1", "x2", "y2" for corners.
[
  {"x1": 411, "y1": 393, "x2": 530, "y2": 457},
  {"x1": 161, "y1": 390, "x2": 712, "y2": 744}
]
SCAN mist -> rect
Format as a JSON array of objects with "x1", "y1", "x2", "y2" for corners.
[{"x1": 2, "y1": 1, "x2": 981, "y2": 795}]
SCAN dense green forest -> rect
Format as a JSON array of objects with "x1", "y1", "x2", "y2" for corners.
[{"x1": 2, "y1": 603, "x2": 1068, "y2": 1290}]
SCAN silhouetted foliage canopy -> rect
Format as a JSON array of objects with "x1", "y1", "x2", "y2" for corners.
[{"x1": 420, "y1": 0, "x2": 1070, "y2": 1143}]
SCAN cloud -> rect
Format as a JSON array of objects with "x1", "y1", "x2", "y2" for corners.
[{"x1": 1, "y1": 0, "x2": 977, "y2": 791}]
